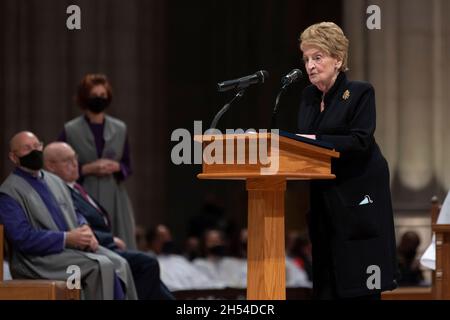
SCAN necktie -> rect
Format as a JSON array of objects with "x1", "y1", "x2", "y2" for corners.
[
  {"x1": 74, "y1": 183, "x2": 111, "y2": 227},
  {"x1": 74, "y1": 183, "x2": 90, "y2": 202}
]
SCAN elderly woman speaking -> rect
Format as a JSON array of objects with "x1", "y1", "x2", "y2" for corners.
[{"x1": 297, "y1": 22, "x2": 398, "y2": 299}]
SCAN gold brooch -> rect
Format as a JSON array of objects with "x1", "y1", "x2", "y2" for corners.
[{"x1": 342, "y1": 90, "x2": 350, "y2": 100}]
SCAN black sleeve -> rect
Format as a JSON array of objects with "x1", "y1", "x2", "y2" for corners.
[{"x1": 319, "y1": 85, "x2": 376, "y2": 153}]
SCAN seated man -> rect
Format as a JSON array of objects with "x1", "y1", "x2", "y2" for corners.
[
  {"x1": 146, "y1": 224, "x2": 219, "y2": 291},
  {"x1": 397, "y1": 231, "x2": 425, "y2": 286},
  {"x1": 44, "y1": 142, "x2": 174, "y2": 300},
  {"x1": 191, "y1": 229, "x2": 246, "y2": 288},
  {"x1": 0, "y1": 131, "x2": 137, "y2": 300}
]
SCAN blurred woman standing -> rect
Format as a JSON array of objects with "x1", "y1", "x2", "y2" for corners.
[{"x1": 59, "y1": 73, "x2": 136, "y2": 249}]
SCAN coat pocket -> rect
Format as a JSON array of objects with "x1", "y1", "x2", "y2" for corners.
[{"x1": 335, "y1": 181, "x2": 381, "y2": 241}]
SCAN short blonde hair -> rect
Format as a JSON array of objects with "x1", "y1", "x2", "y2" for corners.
[{"x1": 300, "y1": 22, "x2": 349, "y2": 72}]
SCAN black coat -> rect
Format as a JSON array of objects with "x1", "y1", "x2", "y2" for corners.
[
  {"x1": 297, "y1": 72, "x2": 398, "y2": 298},
  {"x1": 69, "y1": 187, "x2": 174, "y2": 299},
  {"x1": 70, "y1": 187, "x2": 117, "y2": 250}
]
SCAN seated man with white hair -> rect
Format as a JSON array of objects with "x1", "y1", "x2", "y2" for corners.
[{"x1": 44, "y1": 142, "x2": 174, "y2": 300}]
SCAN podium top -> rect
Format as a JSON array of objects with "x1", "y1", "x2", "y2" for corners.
[
  {"x1": 194, "y1": 131, "x2": 339, "y2": 158},
  {"x1": 194, "y1": 130, "x2": 339, "y2": 180},
  {"x1": 278, "y1": 130, "x2": 334, "y2": 150}
]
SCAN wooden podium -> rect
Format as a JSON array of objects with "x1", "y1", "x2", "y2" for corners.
[{"x1": 195, "y1": 132, "x2": 339, "y2": 300}]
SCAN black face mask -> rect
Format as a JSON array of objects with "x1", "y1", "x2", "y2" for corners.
[
  {"x1": 207, "y1": 245, "x2": 226, "y2": 257},
  {"x1": 161, "y1": 241, "x2": 176, "y2": 254},
  {"x1": 86, "y1": 96, "x2": 110, "y2": 113},
  {"x1": 186, "y1": 251, "x2": 199, "y2": 261},
  {"x1": 18, "y1": 149, "x2": 44, "y2": 171}
]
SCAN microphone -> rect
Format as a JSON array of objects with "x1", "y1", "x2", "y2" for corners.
[
  {"x1": 217, "y1": 70, "x2": 269, "y2": 92},
  {"x1": 271, "y1": 69, "x2": 303, "y2": 129},
  {"x1": 281, "y1": 69, "x2": 302, "y2": 86}
]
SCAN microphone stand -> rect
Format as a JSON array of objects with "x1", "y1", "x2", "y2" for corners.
[
  {"x1": 210, "y1": 89, "x2": 246, "y2": 130},
  {"x1": 271, "y1": 84, "x2": 289, "y2": 129}
]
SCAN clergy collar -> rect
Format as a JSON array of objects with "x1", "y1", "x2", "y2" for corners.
[{"x1": 312, "y1": 72, "x2": 346, "y2": 106}]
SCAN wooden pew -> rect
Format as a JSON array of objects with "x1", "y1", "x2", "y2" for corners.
[
  {"x1": 382, "y1": 196, "x2": 450, "y2": 300},
  {"x1": 432, "y1": 200, "x2": 450, "y2": 299},
  {"x1": 0, "y1": 224, "x2": 80, "y2": 300}
]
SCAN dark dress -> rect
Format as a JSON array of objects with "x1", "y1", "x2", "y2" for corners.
[{"x1": 297, "y1": 72, "x2": 399, "y2": 299}]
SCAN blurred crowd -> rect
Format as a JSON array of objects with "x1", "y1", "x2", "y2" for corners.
[{"x1": 135, "y1": 222, "x2": 313, "y2": 291}]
